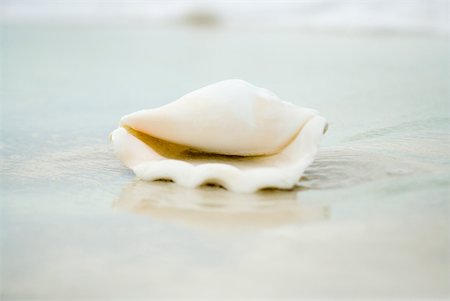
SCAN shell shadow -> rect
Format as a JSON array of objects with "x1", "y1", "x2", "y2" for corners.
[{"x1": 114, "y1": 180, "x2": 329, "y2": 230}]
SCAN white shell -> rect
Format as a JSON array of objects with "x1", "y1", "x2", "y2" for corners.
[{"x1": 111, "y1": 79, "x2": 327, "y2": 193}]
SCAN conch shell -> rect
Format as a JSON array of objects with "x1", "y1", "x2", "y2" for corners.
[{"x1": 111, "y1": 79, "x2": 327, "y2": 193}]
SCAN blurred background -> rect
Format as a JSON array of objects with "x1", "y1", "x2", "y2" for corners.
[
  {"x1": 2, "y1": 0, "x2": 449, "y2": 34},
  {"x1": 1, "y1": 0, "x2": 449, "y2": 300}
]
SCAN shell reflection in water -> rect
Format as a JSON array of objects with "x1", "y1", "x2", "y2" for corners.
[{"x1": 114, "y1": 180, "x2": 329, "y2": 230}]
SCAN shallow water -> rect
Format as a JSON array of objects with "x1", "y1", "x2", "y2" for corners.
[{"x1": 1, "y1": 25, "x2": 449, "y2": 299}]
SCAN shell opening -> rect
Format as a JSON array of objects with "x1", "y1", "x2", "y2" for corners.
[{"x1": 123, "y1": 125, "x2": 269, "y2": 162}]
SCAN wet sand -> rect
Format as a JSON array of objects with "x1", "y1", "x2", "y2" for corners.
[{"x1": 1, "y1": 25, "x2": 449, "y2": 299}]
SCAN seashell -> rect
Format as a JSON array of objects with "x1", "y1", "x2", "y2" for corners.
[{"x1": 111, "y1": 79, "x2": 327, "y2": 193}]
